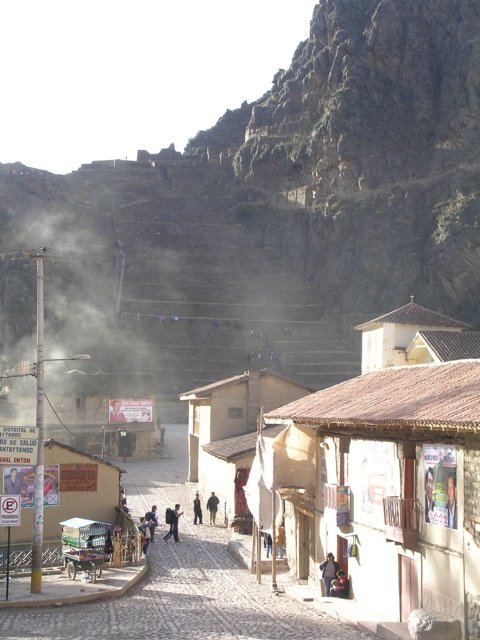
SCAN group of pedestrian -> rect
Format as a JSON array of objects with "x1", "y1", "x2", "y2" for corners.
[
  {"x1": 261, "y1": 525, "x2": 286, "y2": 558},
  {"x1": 138, "y1": 505, "x2": 159, "y2": 554},
  {"x1": 319, "y1": 552, "x2": 350, "y2": 598},
  {"x1": 138, "y1": 491, "x2": 221, "y2": 553},
  {"x1": 192, "y1": 491, "x2": 220, "y2": 525}
]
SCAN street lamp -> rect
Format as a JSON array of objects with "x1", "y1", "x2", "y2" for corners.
[{"x1": 27, "y1": 244, "x2": 92, "y2": 594}]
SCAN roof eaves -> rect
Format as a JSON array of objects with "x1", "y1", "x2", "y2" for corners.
[
  {"x1": 202, "y1": 444, "x2": 255, "y2": 463},
  {"x1": 44, "y1": 438, "x2": 125, "y2": 472},
  {"x1": 273, "y1": 416, "x2": 480, "y2": 435}
]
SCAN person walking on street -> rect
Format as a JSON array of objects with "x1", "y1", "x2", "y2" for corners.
[
  {"x1": 206, "y1": 491, "x2": 220, "y2": 525},
  {"x1": 138, "y1": 517, "x2": 151, "y2": 555},
  {"x1": 164, "y1": 504, "x2": 183, "y2": 542},
  {"x1": 263, "y1": 532, "x2": 273, "y2": 558},
  {"x1": 145, "y1": 505, "x2": 158, "y2": 542},
  {"x1": 193, "y1": 493, "x2": 203, "y2": 525}
]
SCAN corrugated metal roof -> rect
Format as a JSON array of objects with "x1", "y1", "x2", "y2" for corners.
[
  {"x1": 354, "y1": 302, "x2": 470, "y2": 331},
  {"x1": 419, "y1": 331, "x2": 480, "y2": 362},
  {"x1": 45, "y1": 438, "x2": 124, "y2": 471},
  {"x1": 179, "y1": 369, "x2": 316, "y2": 399},
  {"x1": 264, "y1": 360, "x2": 480, "y2": 432},
  {"x1": 55, "y1": 371, "x2": 158, "y2": 396},
  {"x1": 202, "y1": 425, "x2": 286, "y2": 462}
]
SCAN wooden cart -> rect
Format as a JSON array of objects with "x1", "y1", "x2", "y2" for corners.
[{"x1": 60, "y1": 517, "x2": 111, "y2": 583}]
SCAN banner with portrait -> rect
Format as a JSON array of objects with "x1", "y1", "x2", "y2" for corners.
[
  {"x1": 423, "y1": 445, "x2": 457, "y2": 528},
  {"x1": 2, "y1": 465, "x2": 59, "y2": 507},
  {"x1": 108, "y1": 399, "x2": 153, "y2": 423}
]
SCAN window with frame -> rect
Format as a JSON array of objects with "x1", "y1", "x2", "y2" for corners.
[
  {"x1": 228, "y1": 407, "x2": 244, "y2": 419},
  {"x1": 76, "y1": 397, "x2": 86, "y2": 418},
  {"x1": 193, "y1": 406, "x2": 201, "y2": 435}
]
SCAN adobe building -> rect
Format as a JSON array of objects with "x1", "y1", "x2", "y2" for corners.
[
  {"x1": 355, "y1": 298, "x2": 479, "y2": 373},
  {"x1": 3, "y1": 370, "x2": 159, "y2": 459},
  {"x1": 259, "y1": 301, "x2": 480, "y2": 638},
  {"x1": 179, "y1": 368, "x2": 315, "y2": 485},
  {"x1": 0, "y1": 439, "x2": 123, "y2": 544},
  {"x1": 200, "y1": 425, "x2": 285, "y2": 529}
]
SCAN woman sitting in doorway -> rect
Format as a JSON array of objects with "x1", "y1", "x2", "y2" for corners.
[{"x1": 329, "y1": 569, "x2": 350, "y2": 598}]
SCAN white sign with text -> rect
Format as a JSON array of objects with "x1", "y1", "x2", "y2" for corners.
[
  {"x1": 0, "y1": 426, "x2": 39, "y2": 465},
  {"x1": 0, "y1": 495, "x2": 21, "y2": 526}
]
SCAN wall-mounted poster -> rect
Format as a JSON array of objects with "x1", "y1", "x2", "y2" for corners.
[
  {"x1": 349, "y1": 440, "x2": 399, "y2": 526},
  {"x1": 423, "y1": 445, "x2": 457, "y2": 529},
  {"x1": 108, "y1": 399, "x2": 153, "y2": 423},
  {"x1": 2, "y1": 465, "x2": 59, "y2": 507},
  {"x1": 60, "y1": 464, "x2": 98, "y2": 492}
]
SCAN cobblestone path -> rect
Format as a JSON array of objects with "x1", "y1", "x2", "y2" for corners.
[{"x1": 0, "y1": 425, "x2": 372, "y2": 640}]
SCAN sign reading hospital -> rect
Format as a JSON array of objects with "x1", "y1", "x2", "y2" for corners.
[
  {"x1": 108, "y1": 399, "x2": 154, "y2": 423},
  {"x1": 0, "y1": 426, "x2": 39, "y2": 465}
]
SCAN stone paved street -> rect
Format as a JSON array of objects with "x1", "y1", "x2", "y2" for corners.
[{"x1": 0, "y1": 425, "x2": 372, "y2": 640}]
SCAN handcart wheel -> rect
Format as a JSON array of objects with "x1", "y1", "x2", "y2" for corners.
[{"x1": 67, "y1": 561, "x2": 77, "y2": 580}]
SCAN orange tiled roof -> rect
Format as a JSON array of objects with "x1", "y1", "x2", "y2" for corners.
[
  {"x1": 264, "y1": 360, "x2": 480, "y2": 433},
  {"x1": 354, "y1": 301, "x2": 470, "y2": 331}
]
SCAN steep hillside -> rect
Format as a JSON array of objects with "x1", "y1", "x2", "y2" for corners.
[{"x1": 1, "y1": 0, "x2": 480, "y2": 423}]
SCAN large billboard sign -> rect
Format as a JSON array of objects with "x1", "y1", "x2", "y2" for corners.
[
  {"x1": 2, "y1": 465, "x2": 59, "y2": 508},
  {"x1": 0, "y1": 426, "x2": 39, "y2": 465},
  {"x1": 108, "y1": 399, "x2": 153, "y2": 423}
]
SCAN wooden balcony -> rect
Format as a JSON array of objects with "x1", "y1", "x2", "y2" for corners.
[{"x1": 383, "y1": 497, "x2": 419, "y2": 549}]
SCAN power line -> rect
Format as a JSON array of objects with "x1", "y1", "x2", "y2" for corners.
[{"x1": 44, "y1": 392, "x2": 78, "y2": 439}]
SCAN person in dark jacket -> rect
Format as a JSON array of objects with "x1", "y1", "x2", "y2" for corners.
[
  {"x1": 319, "y1": 552, "x2": 340, "y2": 596},
  {"x1": 164, "y1": 504, "x2": 183, "y2": 542},
  {"x1": 206, "y1": 492, "x2": 220, "y2": 525},
  {"x1": 145, "y1": 505, "x2": 158, "y2": 541},
  {"x1": 193, "y1": 493, "x2": 203, "y2": 525},
  {"x1": 263, "y1": 532, "x2": 273, "y2": 558}
]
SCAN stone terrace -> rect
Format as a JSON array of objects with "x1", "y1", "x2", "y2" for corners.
[{"x1": 73, "y1": 157, "x2": 361, "y2": 420}]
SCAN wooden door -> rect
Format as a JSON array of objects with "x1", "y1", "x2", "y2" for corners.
[
  {"x1": 297, "y1": 512, "x2": 310, "y2": 581},
  {"x1": 400, "y1": 555, "x2": 419, "y2": 622},
  {"x1": 337, "y1": 536, "x2": 349, "y2": 574}
]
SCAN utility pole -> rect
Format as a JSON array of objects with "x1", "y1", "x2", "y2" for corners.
[
  {"x1": 27, "y1": 247, "x2": 47, "y2": 594},
  {"x1": 22, "y1": 248, "x2": 90, "y2": 593}
]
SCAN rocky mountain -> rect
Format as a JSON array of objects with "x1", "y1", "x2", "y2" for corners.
[{"x1": 1, "y1": 0, "x2": 480, "y2": 422}]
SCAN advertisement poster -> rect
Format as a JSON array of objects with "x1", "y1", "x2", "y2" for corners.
[
  {"x1": 2, "y1": 465, "x2": 59, "y2": 507},
  {"x1": 350, "y1": 440, "x2": 399, "y2": 525},
  {"x1": 108, "y1": 399, "x2": 153, "y2": 423},
  {"x1": 60, "y1": 464, "x2": 98, "y2": 492},
  {"x1": 423, "y1": 445, "x2": 457, "y2": 528},
  {"x1": 336, "y1": 486, "x2": 350, "y2": 525}
]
